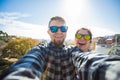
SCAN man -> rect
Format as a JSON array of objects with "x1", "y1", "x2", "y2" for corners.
[{"x1": 1, "y1": 16, "x2": 80, "y2": 80}]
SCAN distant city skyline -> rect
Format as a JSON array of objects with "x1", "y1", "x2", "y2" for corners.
[{"x1": 0, "y1": 0, "x2": 120, "y2": 40}]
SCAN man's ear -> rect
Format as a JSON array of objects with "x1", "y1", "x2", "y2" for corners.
[{"x1": 47, "y1": 30, "x2": 50, "y2": 35}]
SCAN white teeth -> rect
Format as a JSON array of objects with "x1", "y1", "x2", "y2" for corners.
[
  {"x1": 79, "y1": 42, "x2": 85, "y2": 45},
  {"x1": 79, "y1": 42, "x2": 85, "y2": 44}
]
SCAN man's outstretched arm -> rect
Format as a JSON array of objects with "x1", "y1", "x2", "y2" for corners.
[{"x1": 1, "y1": 45, "x2": 46, "y2": 80}]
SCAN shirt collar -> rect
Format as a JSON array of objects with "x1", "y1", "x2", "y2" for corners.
[{"x1": 48, "y1": 41, "x2": 65, "y2": 49}]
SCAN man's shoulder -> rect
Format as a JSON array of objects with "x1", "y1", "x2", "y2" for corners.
[
  {"x1": 32, "y1": 42, "x2": 49, "y2": 50},
  {"x1": 66, "y1": 45, "x2": 82, "y2": 52},
  {"x1": 66, "y1": 45, "x2": 76, "y2": 50}
]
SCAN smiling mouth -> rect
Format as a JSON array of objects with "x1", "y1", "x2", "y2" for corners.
[
  {"x1": 79, "y1": 43, "x2": 86, "y2": 45},
  {"x1": 55, "y1": 35, "x2": 63, "y2": 38}
]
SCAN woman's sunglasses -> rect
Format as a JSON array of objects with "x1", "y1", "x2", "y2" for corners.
[
  {"x1": 75, "y1": 33, "x2": 91, "y2": 40},
  {"x1": 49, "y1": 26, "x2": 68, "y2": 33}
]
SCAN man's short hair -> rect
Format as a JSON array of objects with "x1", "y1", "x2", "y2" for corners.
[{"x1": 48, "y1": 16, "x2": 66, "y2": 27}]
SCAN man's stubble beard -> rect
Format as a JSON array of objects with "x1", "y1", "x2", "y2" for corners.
[{"x1": 54, "y1": 39, "x2": 64, "y2": 47}]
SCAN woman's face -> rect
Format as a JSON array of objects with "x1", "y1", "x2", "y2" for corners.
[{"x1": 75, "y1": 29, "x2": 91, "y2": 52}]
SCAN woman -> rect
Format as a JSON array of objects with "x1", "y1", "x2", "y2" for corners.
[{"x1": 75, "y1": 27, "x2": 92, "y2": 52}]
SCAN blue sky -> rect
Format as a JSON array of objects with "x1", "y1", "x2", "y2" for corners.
[{"x1": 0, "y1": 0, "x2": 120, "y2": 40}]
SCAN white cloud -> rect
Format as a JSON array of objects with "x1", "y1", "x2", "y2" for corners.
[
  {"x1": 66, "y1": 24, "x2": 118, "y2": 40},
  {"x1": 86, "y1": 26, "x2": 118, "y2": 37},
  {"x1": 0, "y1": 12, "x2": 30, "y2": 20},
  {"x1": 0, "y1": 12, "x2": 118, "y2": 40},
  {"x1": 0, "y1": 12, "x2": 49, "y2": 39},
  {"x1": 1, "y1": 19, "x2": 49, "y2": 39}
]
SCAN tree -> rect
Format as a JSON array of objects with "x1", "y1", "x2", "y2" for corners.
[
  {"x1": 2, "y1": 37, "x2": 40, "y2": 58},
  {"x1": 0, "y1": 30, "x2": 9, "y2": 42}
]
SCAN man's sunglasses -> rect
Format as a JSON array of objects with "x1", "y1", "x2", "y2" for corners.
[
  {"x1": 49, "y1": 26, "x2": 68, "y2": 33},
  {"x1": 75, "y1": 33, "x2": 91, "y2": 40}
]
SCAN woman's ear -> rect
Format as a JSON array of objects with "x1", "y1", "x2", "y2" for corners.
[{"x1": 90, "y1": 40, "x2": 92, "y2": 43}]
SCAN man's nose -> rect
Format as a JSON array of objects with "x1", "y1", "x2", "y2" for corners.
[{"x1": 57, "y1": 28, "x2": 62, "y2": 33}]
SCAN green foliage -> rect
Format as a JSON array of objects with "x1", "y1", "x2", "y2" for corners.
[
  {"x1": 0, "y1": 30, "x2": 9, "y2": 42},
  {"x1": 108, "y1": 46, "x2": 120, "y2": 56},
  {"x1": 0, "y1": 40, "x2": 7, "y2": 55},
  {"x1": 2, "y1": 37, "x2": 40, "y2": 58},
  {"x1": 0, "y1": 58, "x2": 13, "y2": 74}
]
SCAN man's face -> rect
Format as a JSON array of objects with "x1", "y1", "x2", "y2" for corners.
[{"x1": 48, "y1": 20, "x2": 67, "y2": 46}]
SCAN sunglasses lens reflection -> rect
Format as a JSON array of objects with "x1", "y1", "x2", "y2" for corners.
[
  {"x1": 76, "y1": 34, "x2": 90, "y2": 40},
  {"x1": 50, "y1": 26, "x2": 67, "y2": 33},
  {"x1": 76, "y1": 34, "x2": 82, "y2": 39},
  {"x1": 84, "y1": 35, "x2": 90, "y2": 40},
  {"x1": 61, "y1": 26, "x2": 67, "y2": 32},
  {"x1": 50, "y1": 26, "x2": 58, "y2": 33}
]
